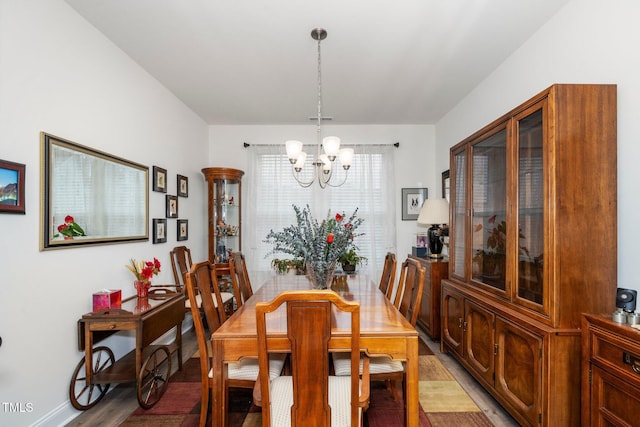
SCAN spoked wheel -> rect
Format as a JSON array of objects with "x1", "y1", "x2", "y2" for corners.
[
  {"x1": 69, "y1": 346, "x2": 115, "y2": 410},
  {"x1": 137, "y1": 346, "x2": 171, "y2": 409}
]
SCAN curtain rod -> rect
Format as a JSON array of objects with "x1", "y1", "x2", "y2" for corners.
[{"x1": 243, "y1": 142, "x2": 399, "y2": 148}]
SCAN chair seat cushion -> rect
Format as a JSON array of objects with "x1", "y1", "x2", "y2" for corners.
[
  {"x1": 332, "y1": 352, "x2": 404, "y2": 375},
  {"x1": 184, "y1": 291, "x2": 234, "y2": 309},
  {"x1": 208, "y1": 353, "x2": 286, "y2": 381},
  {"x1": 269, "y1": 375, "x2": 362, "y2": 427}
]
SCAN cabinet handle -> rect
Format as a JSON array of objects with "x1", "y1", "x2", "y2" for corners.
[
  {"x1": 623, "y1": 352, "x2": 640, "y2": 374},
  {"x1": 458, "y1": 318, "x2": 463, "y2": 329}
]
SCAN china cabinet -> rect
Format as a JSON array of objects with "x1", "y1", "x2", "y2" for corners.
[
  {"x1": 442, "y1": 84, "x2": 617, "y2": 426},
  {"x1": 202, "y1": 167, "x2": 244, "y2": 276}
]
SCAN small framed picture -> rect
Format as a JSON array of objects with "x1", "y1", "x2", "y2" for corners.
[
  {"x1": 0, "y1": 159, "x2": 26, "y2": 214},
  {"x1": 152, "y1": 166, "x2": 167, "y2": 193},
  {"x1": 401, "y1": 188, "x2": 428, "y2": 221},
  {"x1": 166, "y1": 195, "x2": 178, "y2": 218},
  {"x1": 177, "y1": 219, "x2": 188, "y2": 241},
  {"x1": 177, "y1": 174, "x2": 188, "y2": 197},
  {"x1": 152, "y1": 218, "x2": 167, "y2": 244}
]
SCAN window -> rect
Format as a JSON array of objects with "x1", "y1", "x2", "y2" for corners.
[{"x1": 246, "y1": 144, "x2": 396, "y2": 279}]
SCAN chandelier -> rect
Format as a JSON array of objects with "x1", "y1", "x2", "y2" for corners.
[{"x1": 285, "y1": 28, "x2": 354, "y2": 188}]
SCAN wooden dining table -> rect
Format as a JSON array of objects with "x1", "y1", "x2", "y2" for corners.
[{"x1": 211, "y1": 273, "x2": 420, "y2": 426}]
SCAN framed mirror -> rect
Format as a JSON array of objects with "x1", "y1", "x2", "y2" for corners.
[{"x1": 40, "y1": 132, "x2": 149, "y2": 249}]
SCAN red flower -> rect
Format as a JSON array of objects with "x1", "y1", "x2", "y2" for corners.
[
  {"x1": 335, "y1": 213, "x2": 343, "y2": 222},
  {"x1": 344, "y1": 223, "x2": 353, "y2": 230},
  {"x1": 141, "y1": 266, "x2": 154, "y2": 280},
  {"x1": 65, "y1": 215, "x2": 75, "y2": 224},
  {"x1": 327, "y1": 233, "x2": 335, "y2": 244},
  {"x1": 58, "y1": 224, "x2": 68, "y2": 232}
]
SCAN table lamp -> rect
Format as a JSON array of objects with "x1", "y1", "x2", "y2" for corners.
[{"x1": 417, "y1": 198, "x2": 450, "y2": 258}]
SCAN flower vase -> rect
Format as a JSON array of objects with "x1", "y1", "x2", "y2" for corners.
[
  {"x1": 306, "y1": 260, "x2": 337, "y2": 290},
  {"x1": 135, "y1": 280, "x2": 151, "y2": 298}
]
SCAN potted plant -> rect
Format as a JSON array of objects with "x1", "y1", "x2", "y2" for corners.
[
  {"x1": 338, "y1": 247, "x2": 367, "y2": 273},
  {"x1": 271, "y1": 258, "x2": 304, "y2": 275}
]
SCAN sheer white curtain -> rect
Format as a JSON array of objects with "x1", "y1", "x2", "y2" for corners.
[{"x1": 245, "y1": 144, "x2": 396, "y2": 286}]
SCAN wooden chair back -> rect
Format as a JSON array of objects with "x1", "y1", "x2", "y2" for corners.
[
  {"x1": 392, "y1": 257, "x2": 426, "y2": 327},
  {"x1": 378, "y1": 252, "x2": 397, "y2": 300},
  {"x1": 189, "y1": 261, "x2": 227, "y2": 331},
  {"x1": 256, "y1": 290, "x2": 368, "y2": 427},
  {"x1": 184, "y1": 261, "x2": 216, "y2": 427},
  {"x1": 229, "y1": 251, "x2": 253, "y2": 307},
  {"x1": 170, "y1": 245, "x2": 193, "y2": 288}
]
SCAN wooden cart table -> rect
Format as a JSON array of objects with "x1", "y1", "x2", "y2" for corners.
[{"x1": 69, "y1": 291, "x2": 185, "y2": 410}]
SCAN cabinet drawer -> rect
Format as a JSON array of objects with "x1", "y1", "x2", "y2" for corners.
[
  {"x1": 591, "y1": 366, "x2": 640, "y2": 425},
  {"x1": 591, "y1": 328, "x2": 640, "y2": 386}
]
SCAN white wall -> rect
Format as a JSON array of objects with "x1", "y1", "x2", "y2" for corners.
[
  {"x1": 0, "y1": 1, "x2": 208, "y2": 425},
  {"x1": 209, "y1": 124, "x2": 438, "y2": 258},
  {"x1": 436, "y1": 0, "x2": 640, "y2": 296}
]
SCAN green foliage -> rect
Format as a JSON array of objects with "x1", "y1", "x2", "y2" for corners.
[
  {"x1": 338, "y1": 247, "x2": 367, "y2": 267},
  {"x1": 264, "y1": 205, "x2": 365, "y2": 286}
]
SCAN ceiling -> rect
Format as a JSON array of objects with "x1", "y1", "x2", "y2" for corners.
[{"x1": 65, "y1": 0, "x2": 568, "y2": 125}]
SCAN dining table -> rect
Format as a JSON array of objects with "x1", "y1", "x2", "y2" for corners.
[{"x1": 211, "y1": 273, "x2": 420, "y2": 426}]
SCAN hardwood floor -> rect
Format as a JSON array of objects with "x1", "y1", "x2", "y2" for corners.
[
  {"x1": 66, "y1": 326, "x2": 517, "y2": 427},
  {"x1": 417, "y1": 328, "x2": 519, "y2": 426}
]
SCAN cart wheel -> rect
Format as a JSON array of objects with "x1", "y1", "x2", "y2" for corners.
[
  {"x1": 69, "y1": 346, "x2": 115, "y2": 410},
  {"x1": 137, "y1": 346, "x2": 172, "y2": 409}
]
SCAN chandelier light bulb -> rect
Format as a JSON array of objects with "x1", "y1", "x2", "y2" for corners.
[
  {"x1": 322, "y1": 136, "x2": 341, "y2": 160},
  {"x1": 286, "y1": 140, "x2": 303, "y2": 164},
  {"x1": 293, "y1": 151, "x2": 307, "y2": 172},
  {"x1": 339, "y1": 148, "x2": 354, "y2": 169}
]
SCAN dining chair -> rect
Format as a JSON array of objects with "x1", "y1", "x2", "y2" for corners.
[
  {"x1": 185, "y1": 261, "x2": 286, "y2": 427},
  {"x1": 334, "y1": 256, "x2": 425, "y2": 401},
  {"x1": 256, "y1": 290, "x2": 370, "y2": 426},
  {"x1": 378, "y1": 252, "x2": 397, "y2": 300},
  {"x1": 171, "y1": 245, "x2": 235, "y2": 314},
  {"x1": 170, "y1": 245, "x2": 193, "y2": 288},
  {"x1": 228, "y1": 251, "x2": 253, "y2": 309}
]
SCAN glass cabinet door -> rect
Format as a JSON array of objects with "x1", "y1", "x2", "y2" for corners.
[
  {"x1": 515, "y1": 106, "x2": 544, "y2": 306},
  {"x1": 213, "y1": 178, "x2": 241, "y2": 264},
  {"x1": 471, "y1": 125, "x2": 508, "y2": 294},
  {"x1": 451, "y1": 148, "x2": 467, "y2": 280}
]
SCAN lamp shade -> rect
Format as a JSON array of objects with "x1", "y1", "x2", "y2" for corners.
[{"x1": 417, "y1": 198, "x2": 449, "y2": 225}]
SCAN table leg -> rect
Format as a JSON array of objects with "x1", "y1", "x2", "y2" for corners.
[
  {"x1": 212, "y1": 339, "x2": 225, "y2": 427},
  {"x1": 405, "y1": 337, "x2": 419, "y2": 427}
]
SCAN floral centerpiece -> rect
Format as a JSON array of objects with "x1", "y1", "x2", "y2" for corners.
[
  {"x1": 126, "y1": 258, "x2": 161, "y2": 297},
  {"x1": 54, "y1": 215, "x2": 86, "y2": 240},
  {"x1": 264, "y1": 205, "x2": 364, "y2": 289}
]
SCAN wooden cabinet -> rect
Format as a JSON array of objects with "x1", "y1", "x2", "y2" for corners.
[
  {"x1": 202, "y1": 167, "x2": 244, "y2": 275},
  {"x1": 443, "y1": 84, "x2": 617, "y2": 426},
  {"x1": 411, "y1": 256, "x2": 448, "y2": 341},
  {"x1": 582, "y1": 314, "x2": 640, "y2": 426}
]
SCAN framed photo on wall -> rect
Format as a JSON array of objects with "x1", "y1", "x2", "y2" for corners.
[
  {"x1": 0, "y1": 159, "x2": 26, "y2": 214},
  {"x1": 177, "y1": 174, "x2": 188, "y2": 197},
  {"x1": 152, "y1": 166, "x2": 167, "y2": 193},
  {"x1": 401, "y1": 187, "x2": 428, "y2": 220},
  {"x1": 166, "y1": 195, "x2": 178, "y2": 218},
  {"x1": 177, "y1": 219, "x2": 188, "y2": 241},
  {"x1": 152, "y1": 218, "x2": 167, "y2": 244}
]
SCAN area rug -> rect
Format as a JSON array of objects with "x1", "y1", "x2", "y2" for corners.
[{"x1": 121, "y1": 339, "x2": 493, "y2": 426}]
